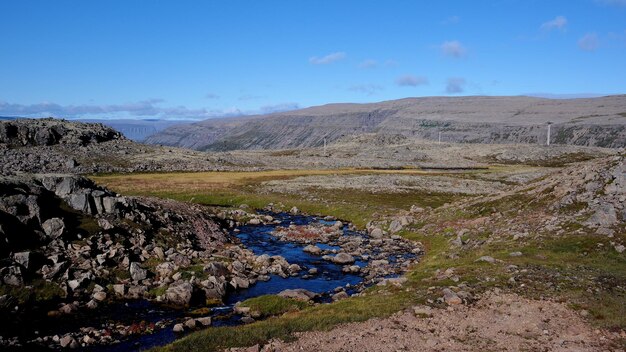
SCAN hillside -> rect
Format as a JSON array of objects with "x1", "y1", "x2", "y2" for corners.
[{"x1": 145, "y1": 95, "x2": 626, "y2": 151}]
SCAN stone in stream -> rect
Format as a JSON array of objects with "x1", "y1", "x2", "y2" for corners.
[
  {"x1": 332, "y1": 291, "x2": 349, "y2": 301},
  {"x1": 196, "y1": 317, "x2": 212, "y2": 326},
  {"x1": 172, "y1": 324, "x2": 184, "y2": 333},
  {"x1": 303, "y1": 244, "x2": 322, "y2": 255},
  {"x1": 184, "y1": 318, "x2": 197, "y2": 329},
  {"x1": 248, "y1": 218, "x2": 262, "y2": 225},
  {"x1": 332, "y1": 253, "x2": 355, "y2": 265}
]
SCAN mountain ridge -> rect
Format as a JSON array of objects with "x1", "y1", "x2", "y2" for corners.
[{"x1": 147, "y1": 95, "x2": 626, "y2": 150}]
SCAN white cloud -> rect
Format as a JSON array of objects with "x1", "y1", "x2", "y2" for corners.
[
  {"x1": 204, "y1": 93, "x2": 220, "y2": 99},
  {"x1": 541, "y1": 16, "x2": 568, "y2": 32},
  {"x1": 440, "y1": 40, "x2": 467, "y2": 58},
  {"x1": 578, "y1": 33, "x2": 599, "y2": 51},
  {"x1": 0, "y1": 99, "x2": 216, "y2": 119},
  {"x1": 309, "y1": 52, "x2": 347, "y2": 65},
  {"x1": 446, "y1": 78, "x2": 466, "y2": 94},
  {"x1": 358, "y1": 59, "x2": 378, "y2": 69},
  {"x1": 0, "y1": 98, "x2": 302, "y2": 120},
  {"x1": 348, "y1": 84, "x2": 384, "y2": 96},
  {"x1": 396, "y1": 75, "x2": 429, "y2": 87}
]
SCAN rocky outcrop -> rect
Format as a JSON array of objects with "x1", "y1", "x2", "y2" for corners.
[
  {"x1": 146, "y1": 95, "x2": 626, "y2": 150},
  {"x1": 0, "y1": 118, "x2": 123, "y2": 147}
]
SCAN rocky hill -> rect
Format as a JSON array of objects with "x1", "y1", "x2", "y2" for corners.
[
  {"x1": 145, "y1": 95, "x2": 626, "y2": 151},
  {"x1": 0, "y1": 118, "x2": 124, "y2": 147}
]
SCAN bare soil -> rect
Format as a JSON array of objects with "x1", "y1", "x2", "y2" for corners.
[{"x1": 241, "y1": 291, "x2": 622, "y2": 352}]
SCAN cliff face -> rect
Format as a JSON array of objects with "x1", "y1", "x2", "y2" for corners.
[{"x1": 145, "y1": 95, "x2": 626, "y2": 150}]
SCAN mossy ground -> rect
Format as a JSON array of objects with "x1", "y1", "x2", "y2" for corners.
[
  {"x1": 239, "y1": 295, "x2": 310, "y2": 318},
  {"x1": 91, "y1": 167, "x2": 625, "y2": 351}
]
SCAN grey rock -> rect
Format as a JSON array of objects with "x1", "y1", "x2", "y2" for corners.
[
  {"x1": 112, "y1": 284, "x2": 125, "y2": 296},
  {"x1": 230, "y1": 276, "x2": 250, "y2": 289},
  {"x1": 278, "y1": 288, "x2": 317, "y2": 301},
  {"x1": 196, "y1": 316, "x2": 212, "y2": 326},
  {"x1": 59, "y1": 336, "x2": 77, "y2": 348},
  {"x1": 303, "y1": 245, "x2": 322, "y2": 255},
  {"x1": 388, "y1": 220, "x2": 403, "y2": 234},
  {"x1": 184, "y1": 318, "x2": 196, "y2": 329},
  {"x1": 126, "y1": 285, "x2": 147, "y2": 298},
  {"x1": 42, "y1": 218, "x2": 65, "y2": 239},
  {"x1": 475, "y1": 256, "x2": 496, "y2": 264},
  {"x1": 331, "y1": 291, "x2": 349, "y2": 301},
  {"x1": 332, "y1": 253, "x2": 355, "y2": 265},
  {"x1": 13, "y1": 251, "x2": 31, "y2": 270},
  {"x1": 442, "y1": 288, "x2": 462, "y2": 305},
  {"x1": 129, "y1": 262, "x2": 147, "y2": 281},
  {"x1": 165, "y1": 282, "x2": 194, "y2": 306},
  {"x1": 369, "y1": 228, "x2": 384, "y2": 239}
]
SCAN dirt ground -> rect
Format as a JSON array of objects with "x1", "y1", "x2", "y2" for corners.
[{"x1": 232, "y1": 291, "x2": 623, "y2": 352}]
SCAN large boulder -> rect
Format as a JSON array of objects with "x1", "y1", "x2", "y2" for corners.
[{"x1": 164, "y1": 281, "x2": 194, "y2": 306}]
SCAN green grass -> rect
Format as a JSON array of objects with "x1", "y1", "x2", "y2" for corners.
[
  {"x1": 154, "y1": 285, "x2": 416, "y2": 351},
  {"x1": 0, "y1": 280, "x2": 65, "y2": 306},
  {"x1": 180, "y1": 265, "x2": 208, "y2": 280},
  {"x1": 239, "y1": 295, "x2": 309, "y2": 318},
  {"x1": 92, "y1": 169, "x2": 463, "y2": 228}
]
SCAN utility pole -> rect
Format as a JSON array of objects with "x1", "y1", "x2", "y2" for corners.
[
  {"x1": 546, "y1": 122, "x2": 552, "y2": 146},
  {"x1": 438, "y1": 131, "x2": 441, "y2": 144}
]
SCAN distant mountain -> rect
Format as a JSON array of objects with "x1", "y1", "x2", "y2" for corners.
[
  {"x1": 77, "y1": 119, "x2": 197, "y2": 141},
  {"x1": 145, "y1": 95, "x2": 626, "y2": 150}
]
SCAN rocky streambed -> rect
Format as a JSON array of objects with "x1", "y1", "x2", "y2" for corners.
[{"x1": 1, "y1": 195, "x2": 421, "y2": 351}]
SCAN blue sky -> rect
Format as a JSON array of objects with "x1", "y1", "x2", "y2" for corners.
[{"x1": 1, "y1": 0, "x2": 625, "y2": 120}]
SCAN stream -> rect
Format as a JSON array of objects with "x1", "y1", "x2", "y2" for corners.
[{"x1": 4, "y1": 212, "x2": 414, "y2": 351}]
